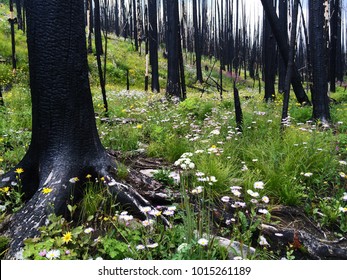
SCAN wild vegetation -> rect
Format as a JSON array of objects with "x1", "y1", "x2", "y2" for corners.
[{"x1": 0, "y1": 1, "x2": 347, "y2": 260}]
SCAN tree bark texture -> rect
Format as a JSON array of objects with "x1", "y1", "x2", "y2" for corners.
[
  {"x1": 281, "y1": 0, "x2": 299, "y2": 127},
  {"x1": 260, "y1": 0, "x2": 311, "y2": 105},
  {"x1": 1, "y1": 0, "x2": 160, "y2": 258},
  {"x1": 166, "y1": 0, "x2": 183, "y2": 100},
  {"x1": 263, "y1": 4, "x2": 276, "y2": 102},
  {"x1": 309, "y1": 0, "x2": 330, "y2": 122},
  {"x1": 148, "y1": 0, "x2": 160, "y2": 93},
  {"x1": 192, "y1": 0, "x2": 203, "y2": 83},
  {"x1": 278, "y1": 0, "x2": 288, "y2": 93}
]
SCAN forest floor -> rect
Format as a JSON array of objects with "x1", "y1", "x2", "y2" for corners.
[{"x1": 0, "y1": 3, "x2": 347, "y2": 260}]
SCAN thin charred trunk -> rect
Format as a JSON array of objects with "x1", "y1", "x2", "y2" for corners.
[
  {"x1": 233, "y1": 81, "x2": 243, "y2": 132},
  {"x1": 166, "y1": 0, "x2": 183, "y2": 100},
  {"x1": 121, "y1": 0, "x2": 128, "y2": 39},
  {"x1": 132, "y1": 0, "x2": 138, "y2": 51},
  {"x1": 282, "y1": 0, "x2": 299, "y2": 129},
  {"x1": 144, "y1": 4, "x2": 149, "y2": 92},
  {"x1": 15, "y1": 0, "x2": 23, "y2": 30},
  {"x1": 148, "y1": 0, "x2": 160, "y2": 93},
  {"x1": 263, "y1": 2, "x2": 276, "y2": 102},
  {"x1": 115, "y1": 0, "x2": 120, "y2": 36},
  {"x1": 94, "y1": 0, "x2": 103, "y2": 55},
  {"x1": 0, "y1": 86, "x2": 3, "y2": 106},
  {"x1": 335, "y1": 0, "x2": 343, "y2": 81},
  {"x1": 9, "y1": 0, "x2": 17, "y2": 71},
  {"x1": 309, "y1": 0, "x2": 330, "y2": 122},
  {"x1": 278, "y1": 0, "x2": 288, "y2": 93},
  {"x1": 260, "y1": 0, "x2": 311, "y2": 105},
  {"x1": 87, "y1": 0, "x2": 93, "y2": 53},
  {"x1": 193, "y1": 0, "x2": 203, "y2": 84},
  {"x1": 94, "y1": 0, "x2": 107, "y2": 112},
  {"x1": 329, "y1": 0, "x2": 339, "y2": 92}
]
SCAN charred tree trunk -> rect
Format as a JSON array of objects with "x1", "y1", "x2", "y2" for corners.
[
  {"x1": 278, "y1": 0, "x2": 288, "y2": 93},
  {"x1": 15, "y1": 0, "x2": 23, "y2": 30},
  {"x1": 335, "y1": 0, "x2": 343, "y2": 82},
  {"x1": 329, "y1": 0, "x2": 339, "y2": 92},
  {"x1": 309, "y1": 0, "x2": 330, "y2": 123},
  {"x1": 260, "y1": 0, "x2": 311, "y2": 105},
  {"x1": 144, "y1": 4, "x2": 149, "y2": 92},
  {"x1": 148, "y1": 0, "x2": 160, "y2": 93},
  {"x1": 263, "y1": 1, "x2": 276, "y2": 102},
  {"x1": 94, "y1": 0, "x2": 103, "y2": 55},
  {"x1": 166, "y1": 0, "x2": 183, "y2": 100},
  {"x1": 0, "y1": 85, "x2": 3, "y2": 106},
  {"x1": 281, "y1": 0, "x2": 299, "y2": 128},
  {"x1": 1, "y1": 0, "x2": 157, "y2": 258},
  {"x1": 193, "y1": 0, "x2": 203, "y2": 84},
  {"x1": 94, "y1": 0, "x2": 107, "y2": 112},
  {"x1": 132, "y1": 0, "x2": 138, "y2": 51},
  {"x1": 9, "y1": 0, "x2": 17, "y2": 71},
  {"x1": 121, "y1": 0, "x2": 128, "y2": 39},
  {"x1": 233, "y1": 81, "x2": 243, "y2": 132},
  {"x1": 115, "y1": 0, "x2": 120, "y2": 36},
  {"x1": 87, "y1": 0, "x2": 93, "y2": 53}
]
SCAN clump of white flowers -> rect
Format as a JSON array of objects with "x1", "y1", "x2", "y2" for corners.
[{"x1": 174, "y1": 153, "x2": 195, "y2": 170}]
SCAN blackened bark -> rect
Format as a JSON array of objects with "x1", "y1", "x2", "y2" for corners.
[
  {"x1": 329, "y1": 0, "x2": 339, "y2": 92},
  {"x1": 234, "y1": 0, "x2": 239, "y2": 71},
  {"x1": 87, "y1": 0, "x2": 93, "y2": 53},
  {"x1": 335, "y1": 0, "x2": 343, "y2": 81},
  {"x1": 278, "y1": 0, "x2": 288, "y2": 93},
  {"x1": 0, "y1": 86, "x2": 3, "y2": 106},
  {"x1": 15, "y1": 0, "x2": 23, "y2": 30},
  {"x1": 260, "y1": 0, "x2": 311, "y2": 105},
  {"x1": 263, "y1": 4, "x2": 276, "y2": 102},
  {"x1": 121, "y1": 0, "x2": 128, "y2": 39},
  {"x1": 233, "y1": 81, "x2": 243, "y2": 131},
  {"x1": 193, "y1": 0, "x2": 203, "y2": 83},
  {"x1": 148, "y1": 0, "x2": 160, "y2": 92},
  {"x1": 282, "y1": 0, "x2": 299, "y2": 128},
  {"x1": 1, "y1": 0, "x2": 157, "y2": 258},
  {"x1": 144, "y1": 4, "x2": 149, "y2": 92},
  {"x1": 9, "y1": 0, "x2": 17, "y2": 70},
  {"x1": 166, "y1": 0, "x2": 183, "y2": 99},
  {"x1": 94, "y1": 0, "x2": 103, "y2": 55},
  {"x1": 309, "y1": 0, "x2": 330, "y2": 122},
  {"x1": 94, "y1": 0, "x2": 108, "y2": 112},
  {"x1": 132, "y1": 0, "x2": 138, "y2": 51},
  {"x1": 115, "y1": 0, "x2": 120, "y2": 36}
]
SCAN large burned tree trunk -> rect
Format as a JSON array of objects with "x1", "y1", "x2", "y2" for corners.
[
  {"x1": 0, "y1": 0, "x2": 156, "y2": 258},
  {"x1": 309, "y1": 0, "x2": 330, "y2": 122}
]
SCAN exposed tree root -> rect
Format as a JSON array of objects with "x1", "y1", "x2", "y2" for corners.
[
  {"x1": 0, "y1": 158, "x2": 170, "y2": 259},
  {"x1": 261, "y1": 206, "x2": 347, "y2": 259}
]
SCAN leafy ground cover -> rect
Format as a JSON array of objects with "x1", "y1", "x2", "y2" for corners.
[{"x1": 0, "y1": 3, "x2": 346, "y2": 260}]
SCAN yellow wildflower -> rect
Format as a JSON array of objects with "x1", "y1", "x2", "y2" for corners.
[
  {"x1": 1, "y1": 187, "x2": 10, "y2": 193},
  {"x1": 42, "y1": 187, "x2": 53, "y2": 194},
  {"x1": 15, "y1": 168, "x2": 24, "y2": 174},
  {"x1": 62, "y1": 232, "x2": 72, "y2": 244},
  {"x1": 211, "y1": 145, "x2": 217, "y2": 149},
  {"x1": 86, "y1": 174, "x2": 92, "y2": 179},
  {"x1": 136, "y1": 124, "x2": 143, "y2": 129}
]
